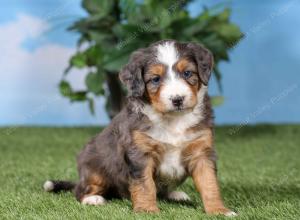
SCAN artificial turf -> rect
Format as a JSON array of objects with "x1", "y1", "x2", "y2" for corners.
[{"x1": 0, "y1": 125, "x2": 299, "y2": 220}]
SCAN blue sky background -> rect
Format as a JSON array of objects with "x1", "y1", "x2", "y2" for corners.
[{"x1": 0, "y1": 0, "x2": 299, "y2": 126}]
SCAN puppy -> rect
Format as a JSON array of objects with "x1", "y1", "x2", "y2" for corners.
[{"x1": 44, "y1": 40, "x2": 236, "y2": 216}]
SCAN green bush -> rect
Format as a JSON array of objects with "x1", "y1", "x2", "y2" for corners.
[{"x1": 60, "y1": 0, "x2": 243, "y2": 118}]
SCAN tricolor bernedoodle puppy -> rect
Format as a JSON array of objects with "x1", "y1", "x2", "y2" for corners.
[{"x1": 44, "y1": 40, "x2": 236, "y2": 216}]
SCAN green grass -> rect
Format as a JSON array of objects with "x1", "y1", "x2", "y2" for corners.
[{"x1": 0, "y1": 125, "x2": 299, "y2": 220}]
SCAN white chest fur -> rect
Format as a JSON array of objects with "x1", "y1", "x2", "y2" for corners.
[
  {"x1": 145, "y1": 113, "x2": 200, "y2": 183},
  {"x1": 142, "y1": 86, "x2": 207, "y2": 147},
  {"x1": 158, "y1": 148, "x2": 186, "y2": 186},
  {"x1": 145, "y1": 111, "x2": 202, "y2": 147},
  {"x1": 141, "y1": 87, "x2": 207, "y2": 184}
]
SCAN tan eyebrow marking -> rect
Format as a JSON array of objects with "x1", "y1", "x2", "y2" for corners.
[
  {"x1": 175, "y1": 58, "x2": 197, "y2": 73},
  {"x1": 148, "y1": 64, "x2": 166, "y2": 76},
  {"x1": 144, "y1": 64, "x2": 166, "y2": 82}
]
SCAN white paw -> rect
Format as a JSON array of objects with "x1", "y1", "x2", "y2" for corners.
[
  {"x1": 167, "y1": 191, "x2": 190, "y2": 201},
  {"x1": 43, "y1": 180, "x2": 54, "y2": 192},
  {"x1": 225, "y1": 211, "x2": 238, "y2": 217},
  {"x1": 81, "y1": 195, "x2": 106, "y2": 206}
]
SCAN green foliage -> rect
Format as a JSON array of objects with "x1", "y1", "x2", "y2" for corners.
[
  {"x1": 60, "y1": 0, "x2": 243, "y2": 114},
  {"x1": 211, "y1": 96, "x2": 224, "y2": 107},
  {"x1": 85, "y1": 72, "x2": 105, "y2": 95}
]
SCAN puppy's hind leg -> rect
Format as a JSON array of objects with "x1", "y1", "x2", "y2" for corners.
[
  {"x1": 167, "y1": 191, "x2": 191, "y2": 202},
  {"x1": 157, "y1": 186, "x2": 191, "y2": 202},
  {"x1": 75, "y1": 173, "x2": 108, "y2": 206}
]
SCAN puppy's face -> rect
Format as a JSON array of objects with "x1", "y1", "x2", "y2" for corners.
[
  {"x1": 119, "y1": 40, "x2": 213, "y2": 113},
  {"x1": 144, "y1": 43, "x2": 200, "y2": 113}
]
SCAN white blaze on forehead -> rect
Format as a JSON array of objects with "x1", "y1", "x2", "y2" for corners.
[
  {"x1": 157, "y1": 42, "x2": 192, "y2": 109},
  {"x1": 156, "y1": 41, "x2": 178, "y2": 69},
  {"x1": 156, "y1": 42, "x2": 192, "y2": 106}
]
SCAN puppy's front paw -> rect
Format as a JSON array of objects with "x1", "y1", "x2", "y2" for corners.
[
  {"x1": 207, "y1": 208, "x2": 237, "y2": 217},
  {"x1": 81, "y1": 195, "x2": 106, "y2": 206},
  {"x1": 224, "y1": 210, "x2": 238, "y2": 217},
  {"x1": 167, "y1": 191, "x2": 191, "y2": 202},
  {"x1": 134, "y1": 205, "x2": 160, "y2": 213}
]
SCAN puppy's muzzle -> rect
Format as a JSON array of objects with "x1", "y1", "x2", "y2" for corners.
[{"x1": 171, "y1": 96, "x2": 185, "y2": 108}]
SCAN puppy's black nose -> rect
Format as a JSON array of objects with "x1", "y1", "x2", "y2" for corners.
[{"x1": 172, "y1": 96, "x2": 184, "y2": 107}]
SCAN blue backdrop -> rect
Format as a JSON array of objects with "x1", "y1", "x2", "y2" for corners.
[{"x1": 0, "y1": 0, "x2": 299, "y2": 126}]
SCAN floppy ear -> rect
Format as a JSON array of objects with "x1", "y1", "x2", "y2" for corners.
[
  {"x1": 119, "y1": 49, "x2": 146, "y2": 97},
  {"x1": 187, "y1": 43, "x2": 214, "y2": 85}
]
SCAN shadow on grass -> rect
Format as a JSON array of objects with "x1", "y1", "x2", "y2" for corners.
[{"x1": 159, "y1": 198, "x2": 198, "y2": 209}]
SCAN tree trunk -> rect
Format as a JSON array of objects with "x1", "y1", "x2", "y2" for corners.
[
  {"x1": 103, "y1": 2, "x2": 125, "y2": 119},
  {"x1": 105, "y1": 71, "x2": 125, "y2": 119}
]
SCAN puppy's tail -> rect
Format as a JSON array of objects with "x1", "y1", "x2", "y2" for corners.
[{"x1": 43, "y1": 180, "x2": 76, "y2": 193}]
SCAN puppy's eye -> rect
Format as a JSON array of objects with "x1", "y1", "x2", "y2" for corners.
[
  {"x1": 183, "y1": 71, "x2": 192, "y2": 79},
  {"x1": 151, "y1": 76, "x2": 161, "y2": 85}
]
